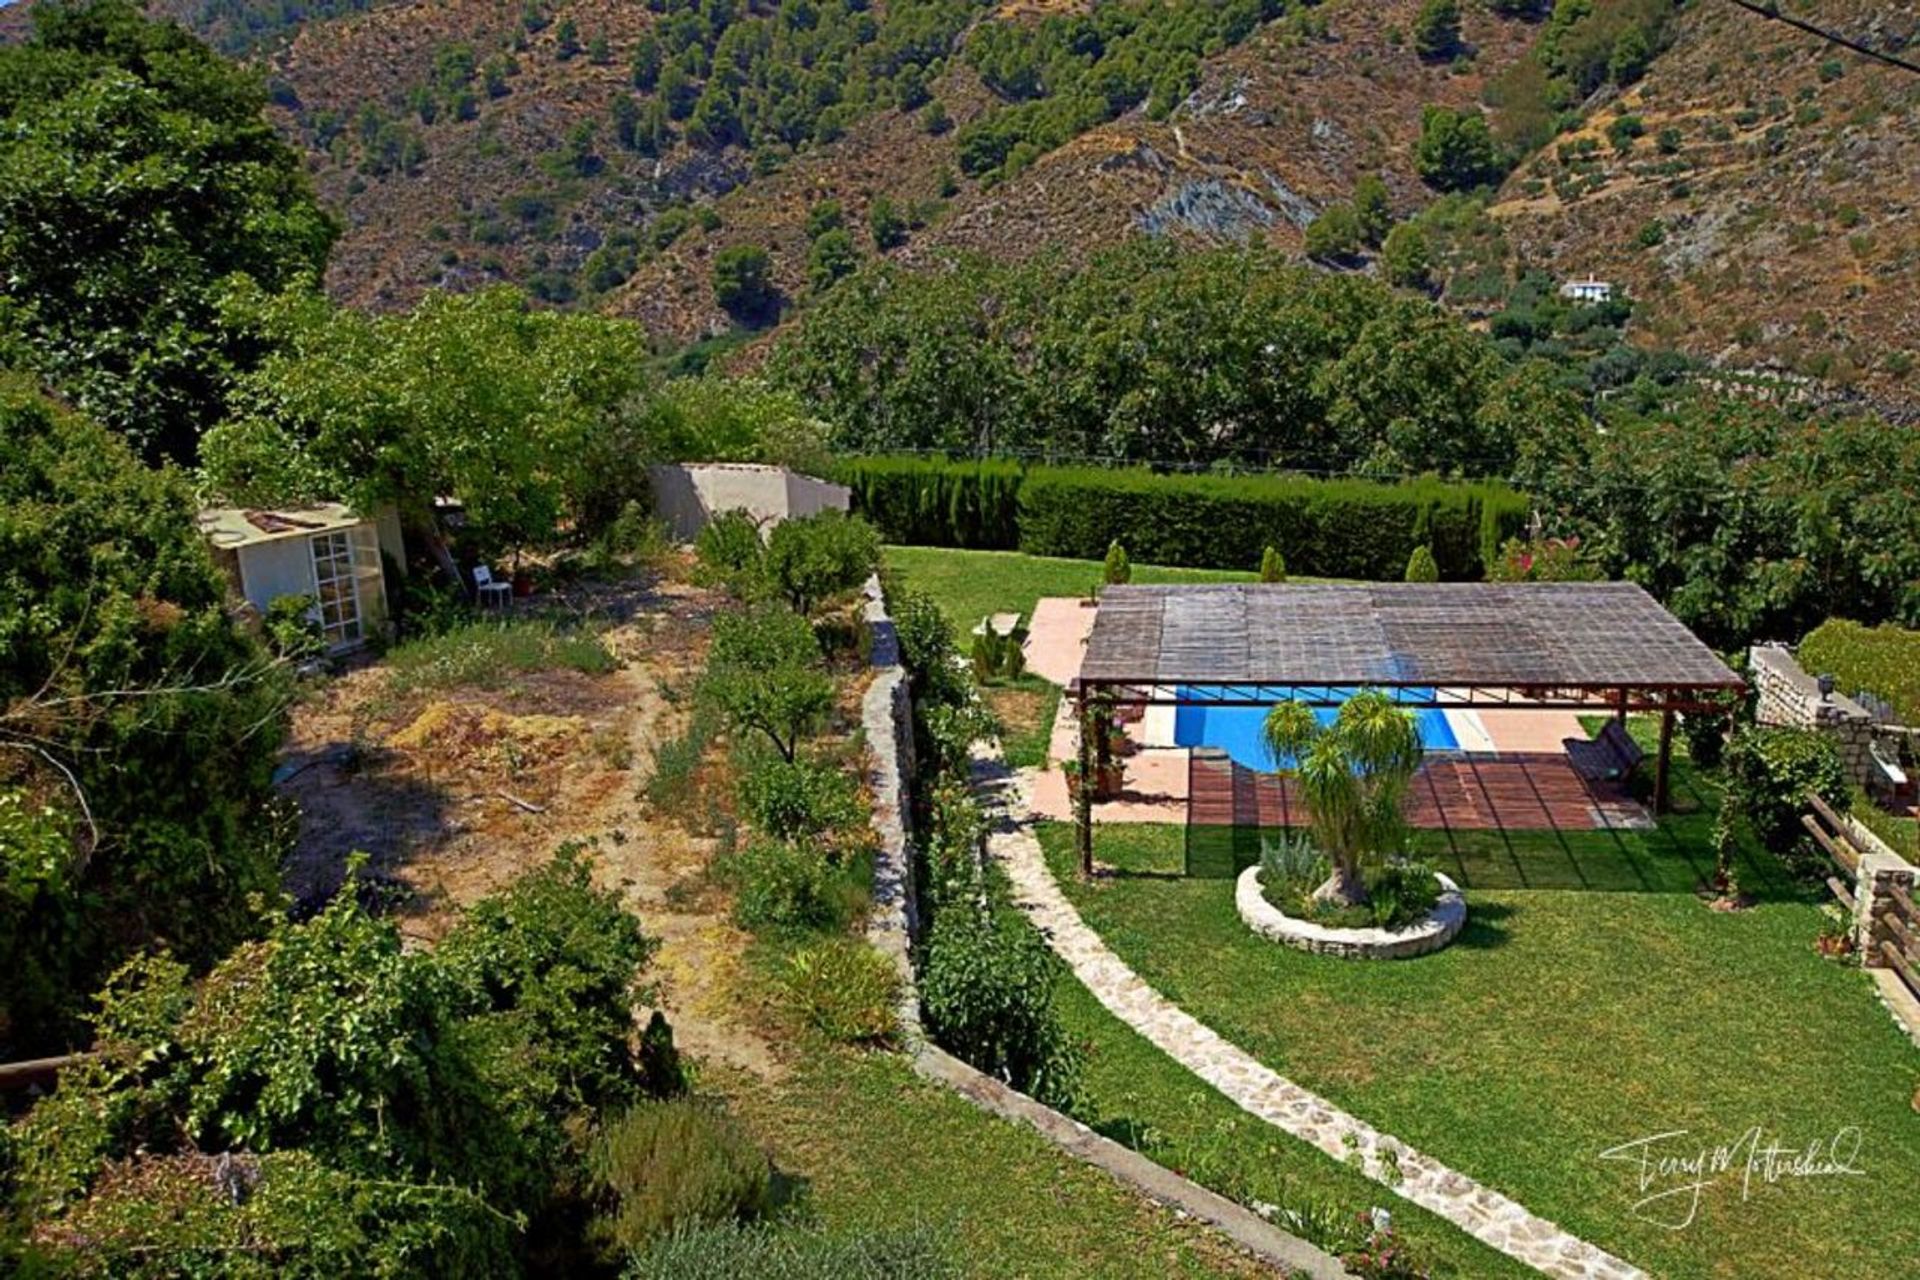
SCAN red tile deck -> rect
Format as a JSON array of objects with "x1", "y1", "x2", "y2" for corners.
[{"x1": 1188, "y1": 751, "x2": 1645, "y2": 832}]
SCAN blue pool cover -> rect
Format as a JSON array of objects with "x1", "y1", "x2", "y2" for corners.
[{"x1": 1171, "y1": 685, "x2": 1459, "y2": 772}]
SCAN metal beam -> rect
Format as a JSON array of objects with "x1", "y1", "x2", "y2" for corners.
[{"x1": 1071, "y1": 679, "x2": 1745, "y2": 715}]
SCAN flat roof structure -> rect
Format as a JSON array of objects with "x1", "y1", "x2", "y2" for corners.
[
  {"x1": 1057, "y1": 583, "x2": 1746, "y2": 870},
  {"x1": 1076, "y1": 583, "x2": 1743, "y2": 712}
]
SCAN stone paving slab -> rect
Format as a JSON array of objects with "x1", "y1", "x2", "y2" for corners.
[{"x1": 973, "y1": 758, "x2": 1648, "y2": 1280}]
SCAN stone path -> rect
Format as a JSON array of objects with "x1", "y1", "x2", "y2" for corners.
[{"x1": 973, "y1": 759, "x2": 1647, "y2": 1280}]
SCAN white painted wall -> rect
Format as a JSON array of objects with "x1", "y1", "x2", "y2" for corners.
[
  {"x1": 647, "y1": 463, "x2": 851, "y2": 541},
  {"x1": 238, "y1": 536, "x2": 316, "y2": 611}
]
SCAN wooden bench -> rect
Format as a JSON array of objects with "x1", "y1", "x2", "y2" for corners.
[{"x1": 1564, "y1": 719, "x2": 1645, "y2": 784}]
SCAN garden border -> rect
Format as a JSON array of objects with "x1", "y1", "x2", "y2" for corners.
[
  {"x1": 857, "y1": 577, "x2": 1353, "y2": 1280},
  {"x1": 1235, "y1": 866, "x2": 1467, "y2": 960}
]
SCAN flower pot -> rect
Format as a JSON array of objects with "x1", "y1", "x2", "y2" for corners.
[
  {"x1": 1096, "y1": 763, "x2": 1125, "y2": 799},
  {"x1": 511, "y1": 570, "x2": 535, "y2": 597}
]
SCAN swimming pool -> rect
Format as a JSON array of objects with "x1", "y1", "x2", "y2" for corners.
[{"x1": 1171, "y1": 685, "x2": 1459, "y2": 772}]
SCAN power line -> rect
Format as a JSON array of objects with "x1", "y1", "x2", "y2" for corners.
[{"x1": 1720, "y1": 0, "x2": 1920, "y2": 78}]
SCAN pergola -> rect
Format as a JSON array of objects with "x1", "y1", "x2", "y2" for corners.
[{"x1": 1067, "y1": 582, "x2": 1746, "y2": 871}]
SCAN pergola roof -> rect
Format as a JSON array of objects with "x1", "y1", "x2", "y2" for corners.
[{"x1": 1077, "y1": 583, "x2": 1741, "y2": 702}]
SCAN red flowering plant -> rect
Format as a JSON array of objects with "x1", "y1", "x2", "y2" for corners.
[
  {"x1": 1487, "y1": 534, "x2": 1603, "y2": 583},
  {"x1": 1340, "y1": 1213, "x2": 1433, "y2": 1280}
]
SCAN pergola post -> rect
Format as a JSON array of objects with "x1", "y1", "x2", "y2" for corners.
[
  {"x1": 1074, "y1": 684, "x2": 1094, "y2": 879},
  {"x1": 1654, "y1": 707, "x2": 1675, "y2": 815}
]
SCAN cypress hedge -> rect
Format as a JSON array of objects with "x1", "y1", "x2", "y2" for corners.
[
  {"x1": 835, "y1": 457, "x2": 1526, "y2": 580},
  {"x1": 832, "y1": 456, "x2": 1024, "y2": 549}
]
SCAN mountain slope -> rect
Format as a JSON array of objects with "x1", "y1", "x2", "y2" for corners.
[{"x1": 1487, "y1": 1, "x2": 1920, "y2": 398}]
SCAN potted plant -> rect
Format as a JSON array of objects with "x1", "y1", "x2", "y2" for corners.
[
  {"x1": 1062, "y1": 758, "x2": 1087, "y2": 803},
  {"x1": 1096, "y1": 757, "x2": 1125, "y2": 799}
]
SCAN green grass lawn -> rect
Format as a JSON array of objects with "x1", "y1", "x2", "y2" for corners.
[
  {"x1": 1054, "y1": 978, "x2": 1535, "y2": 1279},
  {"x1": 722, "y1": 1047, "x2": 1267, "y2": 1279},
  {"x1": 883, "y1": 545, "x2": 1257, "y2": 631},
  {"x1": 1035, "y1": 790, "x2": 1920, "y2": 1280}
]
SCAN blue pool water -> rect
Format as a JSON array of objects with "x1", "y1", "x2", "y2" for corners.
[{"x1": 1172, "y1": 685, "x2": 1459, "y2": 772}]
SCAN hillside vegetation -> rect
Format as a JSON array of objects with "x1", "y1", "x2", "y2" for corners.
[
  {"x1": 1487, "y1": 0, "x2": 1920, "y2": 401},
  {"x1": 10, "y1": 0, "x2": 1913, "y2": 405}
]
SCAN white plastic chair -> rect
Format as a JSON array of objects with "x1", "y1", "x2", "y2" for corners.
[{"x1": 473, "y1": 564, "x2": 512, "y2": 609}]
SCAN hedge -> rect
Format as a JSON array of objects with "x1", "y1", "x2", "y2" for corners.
[
  {"x1": 835, "y1": 457, "x2": 1527, "y2": 580},
  {"x1": 832, "y1": 456, "x2": 1024, "y2": 550},
  {"x1": 1796, "y1": 619, "x2": 1920, "y2": 725}
]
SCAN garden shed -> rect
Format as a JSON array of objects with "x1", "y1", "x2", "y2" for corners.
[{"x1": 198, "y1": 503, "x2": 404, "y2": 652}]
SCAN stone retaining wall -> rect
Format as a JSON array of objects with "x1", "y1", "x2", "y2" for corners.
[
  {"x1": 1750, "y1": 643, "x2": 1883, "y2": 785},
  {"x1": 856, "y1": 577, "x2": 1352, "y2": 1280}
]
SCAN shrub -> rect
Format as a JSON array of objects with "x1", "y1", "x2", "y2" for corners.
[
  {"x1": 783, "y1": 938, "x2": 899, "y2": 1045},
  {"x1": 839, "y1": 459, "x2": 1526, "y2": 579},
  {"x1": 1485, "y1": 535, "x2": 1601, "y2": 583},
  {"x1": 385, "y1": 620, "x2": 615, "y2": 692},
  {"x1": 970, "y1": 626, "x2": 1026, "y2": 683},
  {"x1": 724, "y1": 839, "x2": 843, "y2": 931},
  {"x1": 763, "y1": 511, "x2": 881, "y2": 615},
  {"x1": 646, "y1": 707, "x2": 716, "y2": 812},
  {"x1": 889, "y1": 585, "x2": 972, "y2": 710},
  {"x1": 1796, "y1": 619, "x2": 1920, "y2": 726},
  {"x1": 693, "y1": 509, "x2": 766, "y2": 593},
  {"x1": 1380, "y1": 224, "x2": 1431, "y2": 289},
  {"x1": 1404, "y1": 545, "x2": 1440, "y2": 583},
  {"x1": 737, "y1": 753, "x2": 863, "y2": 848},
  {"x1": 602, "y1": 501, "x2": 675, "y2": 568},
  {"x1": 711, "y1": 245, "x2": 776, "y2": 323},
  {"x1": 699, "y1": 605, "x2": 832, "y2": 761},
  {"x1": 1366, "y1": 860, "x2": 1441, "y2": 929},
  {"x1": 1727, "y1": 727, "x2": 1848, "y2": 859},
  {"x1": 264, "y1": 593, "x2": 324, "y2": 661},
  {"x1": 1102, "y1": 540, "x2": 1132, "y2": 585},
  {"x1": 590, "y1": 1099, "x2": 772, "y2": 1252},
  {"x1": 628, "y1": 1220, "x2": 957, "y2": 1280},
  {"x1": 1304, "y1": 203, "x2": 1364, "y2": 261},
  {"x1": 918, "y1": 901, "x2": 1082, "y2": 1108},
  {"x1": 1412, "y1": 0, "x2": 1460, "y2": 60},
  {"x1": 1682, "y1": 707, "x2": 1732, "y2": 769}
]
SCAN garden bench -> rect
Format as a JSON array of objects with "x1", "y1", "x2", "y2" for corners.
[{"x1": 1564, "y1": 719, "x2": 1644, "y2": 784}]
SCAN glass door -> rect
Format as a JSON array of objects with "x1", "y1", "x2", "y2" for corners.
[{"x1": 309, "y1": 529, "x2": 362, "y2": 648}]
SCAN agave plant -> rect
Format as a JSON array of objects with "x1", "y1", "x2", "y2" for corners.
[{"x1": 1262, "y1": 690, "x2": 1423, "y2": 907}]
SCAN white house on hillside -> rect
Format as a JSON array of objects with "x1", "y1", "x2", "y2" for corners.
[
  {"x1": 1558, "y1": 277, "x2": 1615, "y2": 304},
  {"x1": 198, "y1": 503, "x2": 404, "y2": 651}
]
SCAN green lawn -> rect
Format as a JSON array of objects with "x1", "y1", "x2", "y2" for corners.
[
  {"x1": 1035, "y1": 795, "x2": 1920, "y2": 1280},
  {"x1": 883, "y1": 545, "x2": 1257, "y2": 631},
  {"x1": 722, "y1": 1047, "x2": 1267, "y2": 1279},
  {"x1": 1055, "y1": 978, "x2": 1534, "y2": 1279}
]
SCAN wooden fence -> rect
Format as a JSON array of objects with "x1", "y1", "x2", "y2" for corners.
[{"x1": 1805, "y1": 795, "x2": 1920, "y2": 1004}]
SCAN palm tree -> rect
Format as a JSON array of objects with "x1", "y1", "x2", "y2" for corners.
[{"x1": 1262, "y1": 691, "x2": 1424, "y2": 907}]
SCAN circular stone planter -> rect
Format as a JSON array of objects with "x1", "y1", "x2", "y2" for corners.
[{"x1": 1235, "y1": 866, "x2": 1466, "y2": 960}]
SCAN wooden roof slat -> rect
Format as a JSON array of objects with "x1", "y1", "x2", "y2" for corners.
[{"x1": 1079, "y1": 582, "x2": 1743, "y2": 691}]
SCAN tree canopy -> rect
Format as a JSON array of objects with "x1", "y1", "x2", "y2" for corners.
[
  {"x1": 202, "y1": 286, "x2": 649, "y2": 557},
  {"x1": 0, "y1": 0, "x2": 337, "y2": 466},
  {"x1": 769, "y1": 243, "x2": 1564, "y2": 477},
  {"x1": 8, "y1": 848, "x2": 659, "y2": 1273},
  {"x1": 0, "y1": 377, "x2": 291, "y2": 1053}
]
